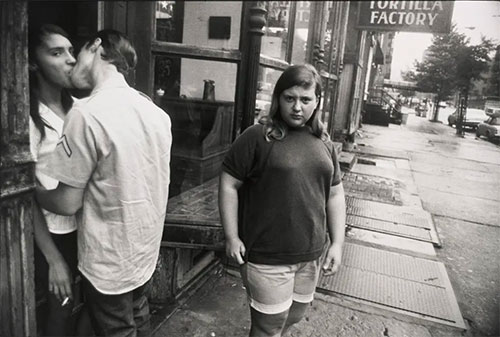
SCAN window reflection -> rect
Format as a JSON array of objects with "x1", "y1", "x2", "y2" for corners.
[
  {"x1": 324, "y1": 2, "x2": 337, "y2": 72},
  {"x1": 255, "y1": 66, "x2": 283, "y2": 123},
  {"x1": 156, "y1": 1, "x2": 181, "y2": 43},
  {"x1": 291, "y1": 1, "x2": 311, "y2": 64},
  {"x1": 155, "y1": 1, "x2": 241, "y2": 49},
  {"x1": 154, "y1": 56, "x2": 236, "y2": 197},
  {"x1": 261, "y1": 1, "x2": 291, "y2": 60}
]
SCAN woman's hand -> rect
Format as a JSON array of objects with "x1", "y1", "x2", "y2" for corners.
[
  {"x1": 48, "y1": 257, "x2": 73, "y2": 303},
  {"x1": 322, "y1": 242, "x2": 343, "y2": 276},
  {"x1": 226, "y1": 237, "x2": 246, "y2": 265}
]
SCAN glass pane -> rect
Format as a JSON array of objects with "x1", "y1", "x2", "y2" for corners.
[
  {"x1": 321, "y1": 78, "x2": 335, "y2": 128},
  {"x1": 291, "y1": 1, "x2": 311, "y2": 65},
  {"x1": 255, "y1": 66, "x2": 283, "y2": 123},
  {"x1": 324, "y1": 2, "x2": 335, "y2": 69},
  {"x1": 154, "y1": 56, "x2": 237, "y2": 202},
  {"x1": 261, "y1": 1, "x2": 291, "y2": 60},
  {"x1": 155, "y1": 1, "x2": 241, "y2": 49}
]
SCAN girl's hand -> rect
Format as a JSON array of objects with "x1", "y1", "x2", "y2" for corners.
[
  {"x1": 48, "y1": 257, "x2": 73, "y2": 303},
  {"x1": 226, "y1": 237, "x2": 246, "y2": 265},
  {"x1": 322, "y1": 242, "x2": 343, "y2": 276}
]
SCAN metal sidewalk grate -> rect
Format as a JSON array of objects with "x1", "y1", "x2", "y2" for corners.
[
  {"x1": 346, "y1": 214, "x2": 436, "y2": 244},
  {"x1": 317, "y1": 243, "x2": 465, "y2": 329},
  {"x1": 346, "y1": 196, "x2": 432, "y2": 229},
  {"x1": 345, "y1": 196, "x2": 441, "y2": 246}
]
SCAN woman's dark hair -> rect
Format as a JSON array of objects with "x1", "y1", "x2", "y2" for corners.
[
  {"x1": 85, "y1": 29, "x2": 137, "y2": 76},
  {"x1": 261, "y1": 64, "x2": 328, "y2": 142},
  {"x1": 28, "y1": 24, "x2": 73, "y2": 139}
]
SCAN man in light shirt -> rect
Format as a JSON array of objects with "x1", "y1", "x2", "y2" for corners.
[{"x1": 37, "y1": 29, "x2": 172, "y2": 336}]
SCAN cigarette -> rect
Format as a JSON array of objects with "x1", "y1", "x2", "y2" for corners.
[{"x1": 61, "y1": 297, "x2": 70, "y2": 306}]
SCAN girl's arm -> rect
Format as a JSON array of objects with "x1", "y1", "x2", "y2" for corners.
[
  {"x1": 323, "y1": 183, "x2": 346, "y2": 275},
  {"x1": 33, "y1": 202, "x2": 73, "y2": 301},
  {"x1": 218, "y1": 171, "x2": 245, "y2": 265}
]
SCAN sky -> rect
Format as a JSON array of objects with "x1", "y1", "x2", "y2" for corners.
[{"x1": 390, "y1": 1, "x2": 500, "y2": 81}]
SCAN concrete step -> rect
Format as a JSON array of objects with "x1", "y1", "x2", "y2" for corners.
[
  {"x1": 332, "y1": 141, "x2": 343, "y2": 155},
  {"x1": 339, "y1": 151, "x2": 357, "y2": 171}
]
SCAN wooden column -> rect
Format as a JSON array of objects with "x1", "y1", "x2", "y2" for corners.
[
  {"x1": 306, "y1": 1, "x2": 329, "y2": 68},
  {"x1": 126, "y1": 2, "x2": 155, "y2": 96},
  {"x1": 333, "y1": 2, "x2": 362, "y2": 136},
  {"x1": 239, "y1": 2, "x2": 266, "y2": 132},
  {"x1": 0, "y1": 2, "x2": 37, "y2": 337}
]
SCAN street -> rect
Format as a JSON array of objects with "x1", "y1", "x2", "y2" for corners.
[
  {"x1": 356, "y1": 109, "x2": 500, "y2": 336},
  {"x1": 153, "y1": 108, "x2": 500, "y2": 337}
]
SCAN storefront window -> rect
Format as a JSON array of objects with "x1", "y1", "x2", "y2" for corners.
[
  {"x1": 291, "y1": 1, "x2": 311, "y2": 65},
  {"x1": 155, "y1": 1, "x2": 241, "y2": 50},
  {"x1": 255, "y1": 66, "x2": 283, "y2": 123},
  {"x1": 154, "y1": 55, "x2": 237, "y2": 198},
  {"x1": 261, "y1": 1, "x2": 292, "y2": 60},
  {"x1": 324, "y1": 2, "x2": 337, "y2": 72}
]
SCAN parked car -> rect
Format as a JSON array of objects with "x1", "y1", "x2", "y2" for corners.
[
  {"x1": 485, "y1": 107, "x2": 500, "y2": 117},
  {"x1": 476, "y1": 116, "x2": 500, "y2": 141},
  {"x1": 447, "y1": 108, "x2": 487, "y2": 130}
]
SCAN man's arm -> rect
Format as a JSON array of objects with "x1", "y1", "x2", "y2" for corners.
[
  {"x1": 322, "y1": 183, "x2": 346, "y2": 275},
  {"x1": 218, "y1": 171, "x2": 245, "y2": 265},
  {"x1": 36, "y1": 182, "x2": 84, "y2": 216}
]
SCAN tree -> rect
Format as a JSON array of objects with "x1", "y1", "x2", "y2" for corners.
[
  {"x1": 454, "y1": 36, "x2": 495, "y2": 99},
  {"x1": 485, "y1": 45, "x2": 500, "y2": 97},
  {"x1": 403, "y1": 26, "x2": 494, "y2": 123}
]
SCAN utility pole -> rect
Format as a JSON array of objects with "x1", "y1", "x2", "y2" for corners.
[{"x1": 456, "y1": 94, "x2": 466, "y2": 137}]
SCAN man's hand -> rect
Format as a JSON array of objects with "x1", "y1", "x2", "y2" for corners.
[
  {"x1": 322, "y1": 242, "x2": 343, "y2": 276},
  {"x1": 48, "y1": 257, "x2": 73, "y2": 303},
  {"x1": 226, "y1": 237, "x2": 246, "y2": 265}
]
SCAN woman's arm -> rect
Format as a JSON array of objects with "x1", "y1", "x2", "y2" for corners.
[
  {"x1": 36, "y1": 182, "x2": 84, "y2": 216},
  {"x1": 218, "y1": 171, "x2": 245, "y2": 264},
  {"x1": 33, "y1": 202, "x2": 73, "y2": 301},
  {"x1": 322, "y1": 183, "x2": 346, "y2": 275}
]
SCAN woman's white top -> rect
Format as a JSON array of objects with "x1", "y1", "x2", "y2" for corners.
[{"x1": 30, "y1": 102, "x2": 77, "y2": 234}]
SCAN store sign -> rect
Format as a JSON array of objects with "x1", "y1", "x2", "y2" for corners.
[{"x1": 357, "y1": 1, "x2": 454, "y2": 33}]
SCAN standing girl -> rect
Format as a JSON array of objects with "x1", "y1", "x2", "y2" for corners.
[
  {"x1": 219, "y1": 64, "x2": 346, "y2": 336},
  {"x1": 29, "y1": 24, "x2": 78, "y2": 336}
]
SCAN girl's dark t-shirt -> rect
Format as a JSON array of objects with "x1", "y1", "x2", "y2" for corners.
[{"x1": 222, "y1": 124, "x2": 341, "y2": 265}]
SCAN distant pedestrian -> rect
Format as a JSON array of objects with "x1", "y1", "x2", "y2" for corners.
[
  {"x1": 36, "y1": 29, "x2": 172, "y2": 337},
  {"x1": 219, "y1": 64, "x2": 346, "y2": 337}
]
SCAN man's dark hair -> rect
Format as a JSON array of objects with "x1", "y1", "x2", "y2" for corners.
[{"x1": 86, "y1": 29, "x2": 137, "y2": 75}]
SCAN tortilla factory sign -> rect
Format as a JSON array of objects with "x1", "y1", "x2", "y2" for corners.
[{"x1": 357, "y1": 1, "x2": 454, "y2": 33}]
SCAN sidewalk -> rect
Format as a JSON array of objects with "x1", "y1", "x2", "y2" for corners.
[{"x1": 152, "y1": 116, "x2": 481, "y2": 337}]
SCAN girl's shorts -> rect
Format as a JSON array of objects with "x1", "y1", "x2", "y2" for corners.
[{"x1": 240, "y1": 258, "x2": 321, "y2": 315}]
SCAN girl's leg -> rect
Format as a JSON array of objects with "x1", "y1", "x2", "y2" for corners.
[
  {"x1": 250, "y1": 307, "x2": 288, "y2": 337},
  {"x1": 282, "y1": 301, "x2": 309, "y2": 335},
  {"x1": 241, "y1": 263, "x2": 296, "y2": 337}
]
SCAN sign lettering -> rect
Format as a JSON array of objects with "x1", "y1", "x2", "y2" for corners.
[{"x1": 357, "y1": 1, "x2": 454, "y2": 33}]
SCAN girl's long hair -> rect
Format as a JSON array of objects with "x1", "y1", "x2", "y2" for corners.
[
  {"x1": 261, "y1": 64, "x2": 329, "y2": 142},
  {"x1": 29, "y1": 24, "x2": 73, "y2": 139}
]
